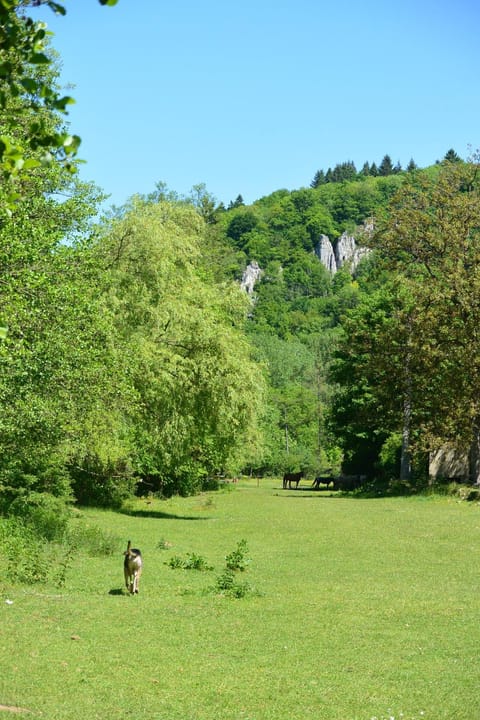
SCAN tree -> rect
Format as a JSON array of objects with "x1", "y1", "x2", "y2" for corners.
[
  {"x1": 100, "y1": 199, "x2": 266, "y2": 494},
  {"x1": 0, "y1": 0, "x2": 117, "y2": 208},
  {"x1": 378, "y1": 154, "x2": 394, "y2": 176},
  {"x1": 310, "y1": 169, "x2": 326, "y2": 188},
  {"x1": 228, "y1": 194, "x2": 245, "y2": 209},
  {"x1": 444, "y1": 148, "x2": 461, "y2": 163},
  {"x1": 368, "y1": 159, "x2": 480, "y2": 481},
  {"x1": 0, "y1": 20, "x2": 121, "y2": 503}
]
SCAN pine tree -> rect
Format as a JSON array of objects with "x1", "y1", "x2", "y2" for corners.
[
  {"x1": 444, "y1": 148, "x2": 461, "y2": 163},
  {"x1": 310, "y1": 170, "x2": 326, "y2": 188},
  {"x1": 228, "y1": 194, "x2": 245, "y2": 209},
  {"x1": 379, "y1": 154, "x2": 394, "y2": 176},
  {"x1": 406, "y1": 158, "x2": 418, "y2": 172}
]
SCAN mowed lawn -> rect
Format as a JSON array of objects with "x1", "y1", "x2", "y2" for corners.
[{"x1": 1, "y1": 478, "x2": 479, "y2": 720}]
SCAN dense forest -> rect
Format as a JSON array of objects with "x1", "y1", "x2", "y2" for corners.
[{"x1": 1, "y1": 1, "x2": 480, "y2": 518}]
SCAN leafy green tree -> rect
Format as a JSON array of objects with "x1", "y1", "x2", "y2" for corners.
[
  {"x1": 0, "y1": 0, "x2": 117, "y2": 207},
  {"x1": 100, "y1": 199, "x2": 266, "y2": 494},
  {"x1": 367, "y1": 160, "x2": 480, "y2": 481},
  {"x1": 226, "y1": 210, "x2": 259, "y2": 245}
]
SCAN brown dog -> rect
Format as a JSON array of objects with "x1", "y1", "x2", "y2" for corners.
[{"x1": 123, "y1": 540, "x2": 142, "y2": 594}]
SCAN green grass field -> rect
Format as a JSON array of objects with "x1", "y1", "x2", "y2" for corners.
[{"x1": 1, "y1": 478, "x2": 479, "y2": 719}]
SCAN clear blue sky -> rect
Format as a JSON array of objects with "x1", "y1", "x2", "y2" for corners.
[{"x1": 32, "y1": 0, "x2": 480, "y2": 208}]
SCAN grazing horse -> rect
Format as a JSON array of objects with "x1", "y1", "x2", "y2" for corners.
[
  {"x1": 312, "y1": 476, "x2": 333, "y2": 489},
  {"x1": 282, "y1": 470, "x2": 304, "y2": 489}
]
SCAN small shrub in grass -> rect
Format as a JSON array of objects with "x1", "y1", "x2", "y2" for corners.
[
  {"x1": 166, "y1": 555, "x2": 185, "y2": 569},
  {"x1": 166, "y1": 552, "x2": 213, "y2": 571},
  {"x1": 225, "y1": 539, "x2": 250, "y2": 572},
  {"x1": 214, "y1": 568, "x2": 253, "y2": 598},
  {"x1": 156, "y1": 537, "x2": 173, "y2": 550},
  {"x1": 211, "y1": 540, "x2": 257, "y2": 598}
]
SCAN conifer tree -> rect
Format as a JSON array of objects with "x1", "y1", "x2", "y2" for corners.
[
  {"x1": 444, "y1": 148, "x2": 461, "y2": 163},
  {"x1": 310, "y1": 170, "x2": 326, "y2": 188},
  {"x1": 379, "y1": 154, "x2": 394, "y2": 176}
]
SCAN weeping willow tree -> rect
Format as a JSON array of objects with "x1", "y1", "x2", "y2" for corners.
[{"x1": 96, "y1": 199, "x2": 266, "y2": 495}]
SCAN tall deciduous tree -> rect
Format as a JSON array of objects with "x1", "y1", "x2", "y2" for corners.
[
  {"x1": 368, "y1": 159, "x2": 480, "y2": 481},
  {"x1": 100, "y1": 199, "x2": 266, "y2": 495}
]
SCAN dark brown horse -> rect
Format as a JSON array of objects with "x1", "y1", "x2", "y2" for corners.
[{"x1": 282, "y1": 470, "x2": 304, "y2": 489}]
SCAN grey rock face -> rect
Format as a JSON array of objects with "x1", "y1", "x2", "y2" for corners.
[
  {"x1": 314, "y1": 235, "x2": 337, "y2": 273},
  {"x1": 315, "y1": 231, "x2": 370, "y2": 274},
  {"x1": 240, "y1": 261, "x2": 263, "y2": 294}
]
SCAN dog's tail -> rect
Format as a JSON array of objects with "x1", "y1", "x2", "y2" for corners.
[{"x1": 125, "y1": 540, "x2": 132, "y2": 556}]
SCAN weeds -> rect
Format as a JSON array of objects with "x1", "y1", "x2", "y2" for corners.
[
  {"x1": 213, "y1": 540, "x2": 256, "y2": 598},
  {"x1": 157, "y1": 537, "x2": 173, "y2": 550},
  {"x1": 166, "y1": 552, "x2": 213, "y2": 571}
]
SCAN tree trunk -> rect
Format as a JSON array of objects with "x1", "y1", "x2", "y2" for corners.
[
  {"x1": 400, "y1": 393, "x2": 412, "y2": 481},
  {"x1": 469, "y1": 420, "x2": 480, "y2": 485},
  {"x1": 400, "y1": 318, "x2": 413, "y2": 482}
]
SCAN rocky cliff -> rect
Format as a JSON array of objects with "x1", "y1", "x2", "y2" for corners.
[
  {"x1": 240, "y1": 260, "x2": 263, "y2": 294},
  {"x1": 314, "y1": 231, "x2": 370, "y2": 274}
]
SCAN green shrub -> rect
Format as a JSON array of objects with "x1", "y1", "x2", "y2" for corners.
[
  {"x1": 225, "y1": 539, "x2": 250, "y2": 572},
  {"x1": 0, "y1": 517, "x2": 51, "y2": 584},
  {"x1": 166, "y1": 552, "x2": 213, "y2": 571},
  {"x1": 8, "y1": 492, "x2": 71, "y2": 541},
  {"x1": 69, "y1": 456, "x2": 137, "y2": 509},
  {"x1": 212, "y1": 540, "x2": 255, "y2": 598},
  {"x1": 67, "y1": 521, "x2": 119, "y2": 556}
]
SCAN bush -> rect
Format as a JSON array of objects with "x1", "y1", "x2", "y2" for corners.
[
  {"x1": 166, "y1": 552, "x2": 213, "y2": 571},
  {"x1": 212, "y1": 540, "x2": 255, "y2": 598},
  {"x1": 0, "y1": 517, "x2": 52, "y2": 584},
  {"x1": 66, "y1": 521, "x2": 120, "y2": 556},
  {"x1": 8, "y1": 492, "x2": 71, "y2": 541},
  {"x1": 69, "y1": 456, "x2": 137, "y2": 509}
]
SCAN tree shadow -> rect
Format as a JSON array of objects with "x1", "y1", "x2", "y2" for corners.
[{"x1": 119, "y1": 508, "x2": 210, "y2": 520}]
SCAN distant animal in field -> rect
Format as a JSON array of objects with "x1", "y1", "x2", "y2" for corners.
[
  {"x1": 312, "y1": 476, "x2": 334, "y2": 489},
  {"x1": 123, "y1": 540, "x2": 142, "y2": 594},
  {"x1": 282, "y1": 470, "x2": 304, "y2": 489}
]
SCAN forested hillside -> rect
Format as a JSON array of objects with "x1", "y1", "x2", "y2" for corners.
[
  {"x1": 1, "y1": 1, "x2": 479, "y2": 516},
  {"x1": 209, "y1": 152, "x2": 480, "y2": 488}
]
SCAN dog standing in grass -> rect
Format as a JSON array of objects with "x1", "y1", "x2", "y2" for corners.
[{"x1": 123, "y1": 540, "x2": 142, "y2": 594}]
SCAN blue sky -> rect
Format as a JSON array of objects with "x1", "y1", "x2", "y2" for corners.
[{"x1": 32, "y1": 0, "x2": 480, "y2": 209}]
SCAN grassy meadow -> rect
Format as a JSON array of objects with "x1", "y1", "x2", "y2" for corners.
[{"x1": 1, "y1": 478, "x2": 479, "y2": 720}]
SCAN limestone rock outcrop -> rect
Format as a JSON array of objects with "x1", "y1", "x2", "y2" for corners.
[
  {"x1": 314, "y1": 231, "x2": 370, "y2": 275},
  {"x1": 240, "y1": 261, "x2": 263, "y2": 294}
]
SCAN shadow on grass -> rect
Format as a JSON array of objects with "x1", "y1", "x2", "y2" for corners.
[
  {"x1": 274, "y1": 489, "x2": 339, "y2": 498},
  {"x1": 120, "y1": 508, "x2": 210, "y2": 520},
  {"x1": 108, "y1": 588, "x2": 125, "y2": 596}
]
